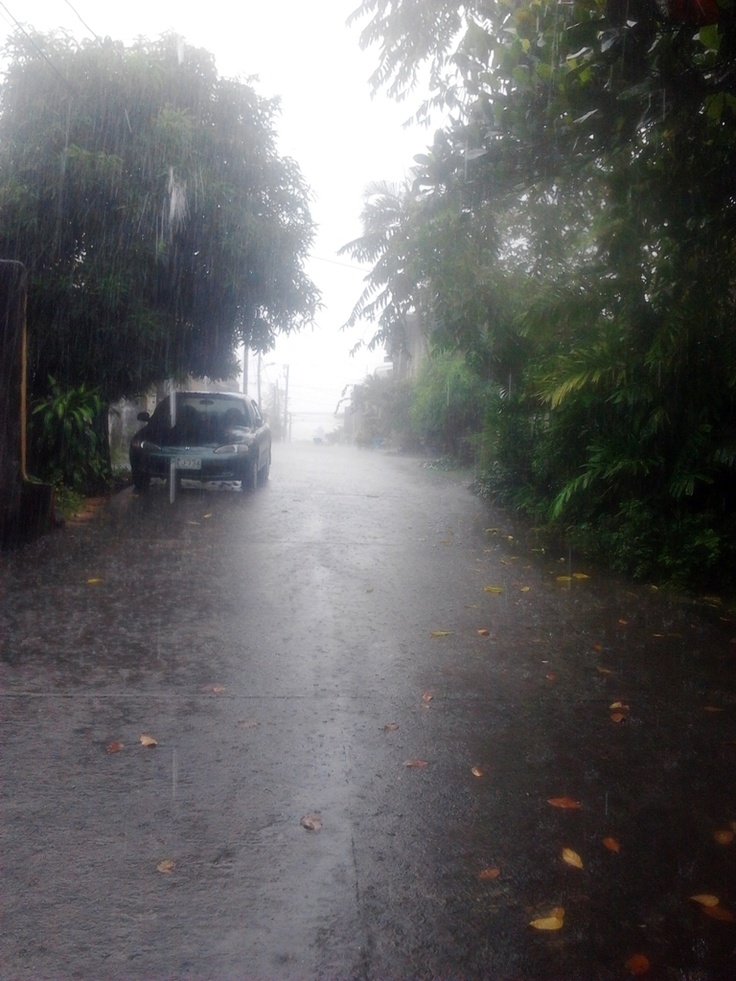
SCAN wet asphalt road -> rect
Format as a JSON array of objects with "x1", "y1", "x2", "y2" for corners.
[{"x1": 2, "y1": 443, "x2": 736, "y2": 981}]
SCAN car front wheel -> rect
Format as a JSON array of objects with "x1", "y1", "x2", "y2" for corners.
[
  {"x1": 242, "y1": 458, "x2": 258, "y2": 493},
  {"x1": 132, "y1": 472, "x2": 150, "y2": 493},
  {"x1": 257, "y1": 450, "x2": 271, "y2": 486}
]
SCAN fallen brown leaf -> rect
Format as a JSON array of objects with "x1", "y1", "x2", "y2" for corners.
[
  {"x1": 300, "y1": 813, "x2": 322, "y2": 831},
  {"x1": 383, "y1": 722, "x2": 399, "y2": 731},
  {"x1": 106, "y1": 741, "x2": 124, "y2": 754},
  {"x1": 477, "y1": 628, "x2": 490, "y2": 636},
  {"x1": 479, "y1": 867, "x2": 501, "y2": 880},
  {"x1": 471, "y1": 766, "x2": 484, "y2": 777},
  {"x1": 713, "y1": 828, "x2": 734, "y2": 845},
  {"x1": 139, "y1": 734, "x2": 158, "y2": 748},
  {"x1": 610, "y1": 712, "x2": 627, "y2": 724},
  {"x1": 625, "y1": 953, "x2": 650, "y2": 975},
  {"x1": 702, "y1": 905, "x2": 736, "y2": 922},
  {"x1": 548, "y1": 797, "x2": 582, "y2": 810},
  {"x1": 546, "y1": 673, "x2": 558, "y2": 682},
  {"x1": 156, "y1": 859, "x2": 175, "y2": 874},
  {"x1": 404, "y1": 759, "x2": 430, "y2": 769},
  {"x1": 603, "y1": 837, "x2": 621, "y2": 853},
  {"x1": 422, "y1": 691, "x2": 434, "y2": 703},
  {"x1": 597, "y1": 666, "x2": 613, "y2": 675},
  {"x1": 237, "y1": 719, "x2": 260, "y2": 728}
]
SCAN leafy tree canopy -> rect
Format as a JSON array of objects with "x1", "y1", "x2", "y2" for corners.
[
  {"x1": 0, "y1": 31, "x2": 319, "y2": 401},
  {"x1": 346, "y1": 0, "x2": 736, "y2": 584}
]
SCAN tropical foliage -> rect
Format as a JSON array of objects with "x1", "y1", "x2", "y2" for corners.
[
  {"x1": 31, "y1": 377, "x2": 110, "y2": 493},
  {"x1": 345, "y1": 0, "x2": 736, "y2": 585}
]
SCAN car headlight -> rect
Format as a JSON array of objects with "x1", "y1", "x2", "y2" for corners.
[
  {"x1": 214, "y1": 443, "x2": 250, "y2": 455},
  {"x1": 131, "y1": 438, "x2": 161, "y2": 451}
]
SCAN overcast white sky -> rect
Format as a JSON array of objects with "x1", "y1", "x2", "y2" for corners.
[{"x1": 0, "y1": 0, "x2": 429, "y2": 434}]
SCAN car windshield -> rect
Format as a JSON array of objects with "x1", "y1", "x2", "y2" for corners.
[{"x1": 149, "y1": 394, "x2": 251, "y2": 444}]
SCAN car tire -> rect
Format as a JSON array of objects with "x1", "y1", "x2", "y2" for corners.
[
  {"x1": 242, "y1": 459, "x2": 258, "y2": 493},
  {"x1": 257, "y1": 450, "x2": 271, "y2": 486},
  {"x1": 132, "y1": 472, "x2": 150, "y2": 493}
]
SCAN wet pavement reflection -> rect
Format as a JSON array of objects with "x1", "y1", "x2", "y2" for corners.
[{"x1": 2, "y1": 443, "x2": 735, "y2": 980}]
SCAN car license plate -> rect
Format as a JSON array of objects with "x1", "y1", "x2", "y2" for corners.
[{"x1": 176, "y1": 457, "x2": 201, "y2": 470}]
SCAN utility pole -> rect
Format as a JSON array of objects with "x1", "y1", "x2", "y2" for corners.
[{"x1": 283, "y1": 364, "x2": 289, "y2": 442}]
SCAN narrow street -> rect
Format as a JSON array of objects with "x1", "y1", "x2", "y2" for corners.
[{"x1": 2, "y1": 443, "x2": 735, "y2": 980}]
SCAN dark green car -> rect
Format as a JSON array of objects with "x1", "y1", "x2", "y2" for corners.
[{"x1": 130, "y1": 391, "x2": 271, "y2": 493}]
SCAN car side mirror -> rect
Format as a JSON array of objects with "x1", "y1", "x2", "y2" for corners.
[{"x1": 137, "y1": 411, "x2": 150, "y2": 422}]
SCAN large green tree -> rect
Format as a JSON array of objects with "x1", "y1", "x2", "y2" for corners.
[
  {"x1": 347, "y1": 0, "x2": 736, "y2": 583},
  {"x1": 0, "y1": 31, "x2": 319, "y2": 402}
]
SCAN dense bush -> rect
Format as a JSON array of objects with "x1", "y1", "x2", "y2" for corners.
[{"x1": 30, "y1": 377, "x2": 111, "y2": 494}]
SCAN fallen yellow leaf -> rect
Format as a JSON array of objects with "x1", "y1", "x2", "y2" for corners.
[
  {"x1": 572, "y1": 573, "x2": 590, "y2": 580},
  {"x1": 562, "y1": 847, "x2": 583, "y2": 869},
  {"x1": 156, "y1": 859, "x2": 175, "y2": 874},
  {"x1": 139, "y1": 734, "x2": 158, "y2": 748},
  {"x1": 484, "y1": 586, "x2": 504, "y2": 594},
  {"x1": 597, "y1": 666, "x2": 613, "y2": 675},
  {"x1": 430, "y1": 630, "x2": 452, "y2": 637},
  {"x1": 556, "y1": 575, "x2": 572, "y2": 583},
  {"x1": 530, "y1": 909, "x2": 565, "y2": 931},
  {"x1": 690, "y1": 894, "x2": 720, "y2": 907},
  {"x1": 609, "y1": 701, "x2": 628, "y2": 710},
  {"x1": 86, "y1": 577, "x2": 103, "y2": 585},
  {"x1": 519, "y1": 585, "x2": 531, "y2": 592}
]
